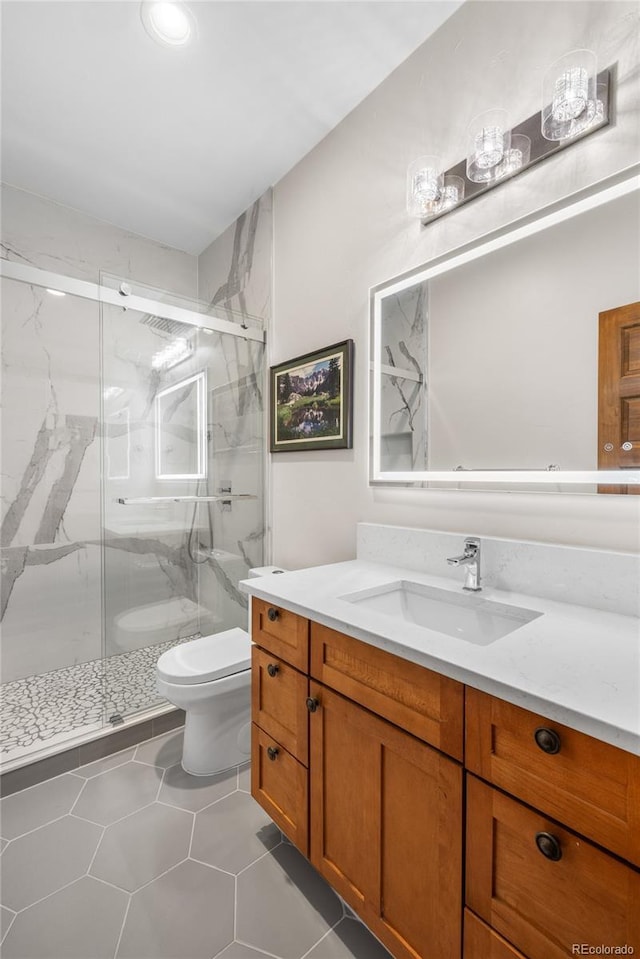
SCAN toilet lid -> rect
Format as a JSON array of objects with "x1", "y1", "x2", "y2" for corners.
[{"x1": 157, "y1": 628, "x2": 251, "y2": 684}]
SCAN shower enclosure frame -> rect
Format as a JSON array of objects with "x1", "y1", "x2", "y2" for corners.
[{"x1": 0, "y1": 257, "x2": 267, "y2": 774}]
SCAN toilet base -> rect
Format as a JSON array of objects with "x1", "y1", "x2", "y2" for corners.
[{"x1": 180, "y1": 683, "x2": 251, "y2": 777}]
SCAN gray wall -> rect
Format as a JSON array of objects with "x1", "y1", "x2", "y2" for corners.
[{"x1": 270, "y1": 0, "x2": 640, "y2": 568}]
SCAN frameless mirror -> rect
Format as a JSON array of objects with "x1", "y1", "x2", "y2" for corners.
[
  {"x1": 155, "y1": 371, "x2": 207, "y2": 480},
  {"x1": 370, "y1": 166, "x2": 640, "y2": 492}
]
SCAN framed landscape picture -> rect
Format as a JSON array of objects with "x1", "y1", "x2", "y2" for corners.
[{"x1": 270, "y1": 340, "x2": 354, "y2": 452}]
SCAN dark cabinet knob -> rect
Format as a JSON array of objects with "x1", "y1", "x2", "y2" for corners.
[
  {"x1": 267, "y1": 663, "x2": 279, "y2": 678},
  {"x1": 267, "y1": 607, "x2": 279, "y2": 622},
  {"x1": 267, "y1": 746, "x2": 279, "y2": 761},
  {"x1": 534, "y1": 727, "x2": 561, "y2": 754},
  {"x1": 306, "y1": 697, "x2": 319, "y2": 713},
  {"x1": 535, "y1": 831, "x2": 562, "y2": 861}
]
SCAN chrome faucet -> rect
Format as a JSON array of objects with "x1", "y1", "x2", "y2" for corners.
[{"x1": 446, "y1": 537, "x2": 481, "y2": 591}]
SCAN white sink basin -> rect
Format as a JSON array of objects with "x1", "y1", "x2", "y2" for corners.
[{"x1": 340, "y1": 580, "x2": 542, "y2": 645}]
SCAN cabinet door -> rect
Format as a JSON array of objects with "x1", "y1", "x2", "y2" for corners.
[
  {"x1": 465, "y1": 687, "x2": 640, "y2": 867},
  {"x1": 464, "y1": 910, "x2": 527, "y2": 959},
  {"x1": 251, "y1": 725, "x2": 308, "y2": 855},
  {"x1": 309, "y1": 682, "x2": 462, "y2": 959},
  {"x1": 466, "y1": 774, "x2": 640, "y2": 959},
  {"x1": 251, "y1": 646, "x2": 309, "y2": 764},
  {"x1": 252, "y1": 597, "x2": 309, "y2": 670},
  {"x1": 311, "y1": 622, "x2": 464, "y2": 760}
]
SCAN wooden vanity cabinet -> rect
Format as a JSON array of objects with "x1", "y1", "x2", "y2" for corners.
[
  {"x1": 251, "y1": 646, "x2": 309, "y2": 764},
  {"x1": 250, "y1": 599, "x2": 310, "y2": 855},
  {"x1": 465, "y1": 689, "x2": 640, "y2": 959},
  {"x1": 250, "y1": 598, "x2": 640, "y2": 959},
  {"x1": 252, "y1": 597, "x2": 309, "y2": 671},
  {"x1": 251, "y1": 600, "x2": 464, "y2": 959},
  {"x1": 465, "y1": 687, "x2": 640, "y2": 866},
  {"x1": 465, "y1": 775, "x2": 640, "y2": 959},
  {"x1": 310, "y1": 621, "x2": 464, "y2": 761},
  {"x1": 308, "y1": 680, "x2": 462, "y2": 959},
  {"x1": 463, "y1": 911, "x2": 527, "y2": 959}
]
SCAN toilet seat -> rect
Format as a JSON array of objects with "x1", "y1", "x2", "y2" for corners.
[{"x1": 157, "y1": 627, "x2": 250, "y2": 685}]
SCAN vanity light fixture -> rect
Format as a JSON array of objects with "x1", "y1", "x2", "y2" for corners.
[
  {"x1": 406, "y1": 156, "x2": 444, "y2": 217},
  {"x1": 466, "y1": 109, "x2": 510, "y2": 183},
  {"x1": 140, "y1": 2, "x2": 195, "y2": 47},
  {"x1": 440, "y1": 175, "x2": 465, "y2": 210},
  {"x1": 407, "y1": 48, "x2": 610, "y2": 223},
  {"x1": 496, "y1": 134, "x2": 532, "y2": 180},
  {"x1": 542, "y1": 50, "x2": 599, "y2": 141},
  {"x1": 406, "y1": 157, "x2": 465, "y2": 217}
]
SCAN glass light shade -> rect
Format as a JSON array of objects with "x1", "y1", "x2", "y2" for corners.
[
  {"x1": 542, "y1": 49, "x2": 597, "y2": 141},
  {"x1": 497, "y1": 134, "x2": 531, "y2": 179},
  {"x1": 440, "y1": 175, "x2": 465, "y2": 211},
  {"x1": 407, "y1": 156, "x2": 444, "y2": 218},
  {"x1": 466, "y1": 110, "x2": 511, "y2": 183}
]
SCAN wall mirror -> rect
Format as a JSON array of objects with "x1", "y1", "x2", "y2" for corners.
[
  {"x1": 370, "y1": 165, "x2": 640, "y2": 493},
  {"x1": 155, "y1": 371, "x2": 207, "y2": 480}
]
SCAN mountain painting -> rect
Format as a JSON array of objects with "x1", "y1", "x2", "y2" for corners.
[{"x1": 270, "y1": 340, "x2": 354, "y2": 452}]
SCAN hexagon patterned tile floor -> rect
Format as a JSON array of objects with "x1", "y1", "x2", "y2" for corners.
[{"x1": 0, "y1": 728, "x2": 393, "y2": 959}]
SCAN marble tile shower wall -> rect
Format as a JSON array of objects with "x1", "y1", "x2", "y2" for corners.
[
  {"x1": 0, "y1": 185, "x2": 199, "y2": 687},
  {"x1": 1, "y1": 280, "x2": 103, "y2": 682},
  {"x1": 197, "y1": 188, "x2": 273, "y2": 606},
  {"x1": 0, "y1": 184, "x2": 197, "y2": 292},
  {"x1": 1, "y1": 184, "x2": 272, "y2": 699}
]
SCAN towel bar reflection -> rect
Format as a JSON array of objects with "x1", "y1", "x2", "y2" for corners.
[
  {"x1": 454, "y1": 465, "x2": 560, "y2": 472},
  {"x1": 116, "y1": 495, "x2": 257, "y2": 505}
]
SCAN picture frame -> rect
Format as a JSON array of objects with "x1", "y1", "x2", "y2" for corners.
[{"x1": 270, "y1": 340, "x2": 354, "y2": 452}]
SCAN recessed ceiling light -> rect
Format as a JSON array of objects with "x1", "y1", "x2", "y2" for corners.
[
  {"x1": 46, "y1": 288, "x2": 65, "y2": 296},
  {"x1": 140, "y1": 2, "x2": 195, "y2": 48}
]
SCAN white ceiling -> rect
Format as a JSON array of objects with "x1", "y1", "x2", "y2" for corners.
[{"x1": 1, "y1": 1, "x2": 461, "y2": 254}]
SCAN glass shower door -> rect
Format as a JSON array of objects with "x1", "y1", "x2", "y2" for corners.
[
  {"x1": 101, "y1": 298, "x2": 265, "y2": 723},
  {"x1": 0, "y1": 277, "x2": 105, "y2": 764}
]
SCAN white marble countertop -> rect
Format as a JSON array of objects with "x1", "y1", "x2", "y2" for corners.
[{"x1": 241, "y1": 560, "x2": 640, "y2": 756}]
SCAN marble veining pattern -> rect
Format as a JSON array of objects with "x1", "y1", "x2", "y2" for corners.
[
  {"x1": 1, "y1": 188, "x2": 266, "y2": 766},
  {"x1": 1, "y1": 183, "x2": 197, "y2": 293},
  {"x1": 379, "y1": 281, "x2": 428, "y2": 472},
  {"x1": 0, "y1": 635, "x2": 197, "y2": 762},
  {"x1": 198, "y1": 188, "x2": 272, "y2": 328}
]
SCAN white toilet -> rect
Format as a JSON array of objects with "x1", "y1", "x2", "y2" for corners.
[{"x1": 156, "y1": 627, "x2": 252, "y2": 776}]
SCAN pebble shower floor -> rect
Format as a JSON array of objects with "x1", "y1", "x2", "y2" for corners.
[{"x1": 0, "y1": 636, "x2": 195, "y2": 763}]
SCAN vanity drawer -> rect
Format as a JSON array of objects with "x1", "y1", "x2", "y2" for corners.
[
  {"x1": 251, "y1": 646, "x2": 309, "y2": 765},
  {"x1": 252, "y1": 598, "x2": 309, "y2": 671},
  {"x1": 464, "y1": 910, "x2": 527, "y2": 959},
  {"x1": 466, "y1": 775, "x2": 640, "y2": 959},
  {"x1": 310, "y1": 622, "x2": 464, "y2": 760},
  {"x1": 251, "y1": 724, "x2": 308, "y2": 855},
  {"x1": 465, "y1": 688, "x2": 640, "y2": 866}
]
